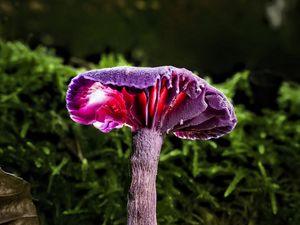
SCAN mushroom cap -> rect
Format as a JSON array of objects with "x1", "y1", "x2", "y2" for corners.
[{"x1": 66, "y1": 66, "x2": 237, "y2": 140}]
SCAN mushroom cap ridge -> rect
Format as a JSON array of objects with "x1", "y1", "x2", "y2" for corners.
[{"x1": 66, "y1": 66, "x2": 237, "y2": 140}]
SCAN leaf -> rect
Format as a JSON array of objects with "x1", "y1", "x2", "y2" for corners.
[
  {"x1": 0, "y1": 168, "x2": 39, "y2": 224},
  {"x1": 160, "y1": 150, "x2": 182, "y2": 162},
  {"x1": 224, "y1": 170, "x2": 246, "y2": 198},
  {"x1": 192, "y1": 145, "x2": 200, "y2": 177},
  {"x1": 269, "y1": 191, "x2": 278, "y2": 215},
  {"x1": 20, "y1": 122, "x2": 30, "y2": 138}
]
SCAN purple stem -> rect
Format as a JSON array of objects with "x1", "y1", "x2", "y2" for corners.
[{"x1": 128, "y1": 129, "x2": 163, "y2": 225}]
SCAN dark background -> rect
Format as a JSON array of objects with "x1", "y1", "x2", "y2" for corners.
[{"x1": 1, "y1": 0, "x2": 300, "y2": 85}]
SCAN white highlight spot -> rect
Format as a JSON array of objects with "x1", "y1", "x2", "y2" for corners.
[
  {"x1": 266, "y1": 0, "x2": 285, "y2": 28},
  {"x1": 89, "y1": 90, "x2": 107, "y2": 104}
]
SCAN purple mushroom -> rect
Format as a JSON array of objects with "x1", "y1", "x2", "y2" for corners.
[{"x1": 66, "y1": 66, "x2": 237, "y2": 225}]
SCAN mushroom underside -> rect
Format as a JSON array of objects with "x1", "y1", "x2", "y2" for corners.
[{"x1": 67, "y1": 71, "x2": 236, "y2": 140}]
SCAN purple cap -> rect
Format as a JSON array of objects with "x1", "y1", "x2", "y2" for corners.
[{"x1": 66, "y1": 66, "x2": 237, "y2": 140}]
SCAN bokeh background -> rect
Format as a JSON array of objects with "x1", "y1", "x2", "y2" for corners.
[
  {"x1": 0, "y1": 0, "x2": 300, "y2": 225},
  {"x1": 2, "y1": 0, "x2": 300, "y2": 80}
]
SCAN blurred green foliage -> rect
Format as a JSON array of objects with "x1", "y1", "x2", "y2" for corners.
[{"x1": 0, "y1": 41, "x2": 299, "y2": 225}]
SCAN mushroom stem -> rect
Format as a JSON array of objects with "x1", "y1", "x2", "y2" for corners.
[{"x1": 128, "y1": 129, "x2": 163, "y2": 225}]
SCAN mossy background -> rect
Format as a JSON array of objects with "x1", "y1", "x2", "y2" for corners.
[
  {"x1": 1, "y1": 1, "x2": 300, "y2": 224},
  {"x1": 0, "y1": 41, "x2": 299, "y2": 225}
]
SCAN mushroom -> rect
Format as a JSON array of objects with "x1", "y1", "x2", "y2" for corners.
[{"x1": 66, "y1": 66, "x2": 237, "y2": 225}]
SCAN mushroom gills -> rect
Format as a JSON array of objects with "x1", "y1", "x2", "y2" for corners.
[{"x1": 110, "y1": 75, "x2": 204, "y2": 131}]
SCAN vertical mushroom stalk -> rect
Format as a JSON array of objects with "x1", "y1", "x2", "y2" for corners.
[
  {"x1": 66, "y1": 66, "x2": 237, "y2": 225},
  {"x1": 128, "y1": 129, "x2": 163, "y2": 225}
]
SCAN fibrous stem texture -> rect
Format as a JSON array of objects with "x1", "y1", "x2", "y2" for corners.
[{"x1": 128, "y1": 129, "x2": 163, "y2": 225}]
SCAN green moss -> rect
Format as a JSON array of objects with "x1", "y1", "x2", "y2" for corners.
[{"x1": 0, "y1": 41, "x2": 299, "y2": 225}]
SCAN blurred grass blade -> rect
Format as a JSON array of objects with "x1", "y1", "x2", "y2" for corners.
[
  {"x1": 160, "y1": 150, "x2": 182, "y2": 162},
  {"x1": 269, "y1": 192, "x2": 278, "y2": 215},
  {"x1": 224, "y1": 170, "x2": 245, "y2": 197},
  {"x1": 20, "y1": 122, "x2": 30, "y2": 139},
  {"x1": 258, "y1": 161, "x2": 267, "y2": 178}
]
